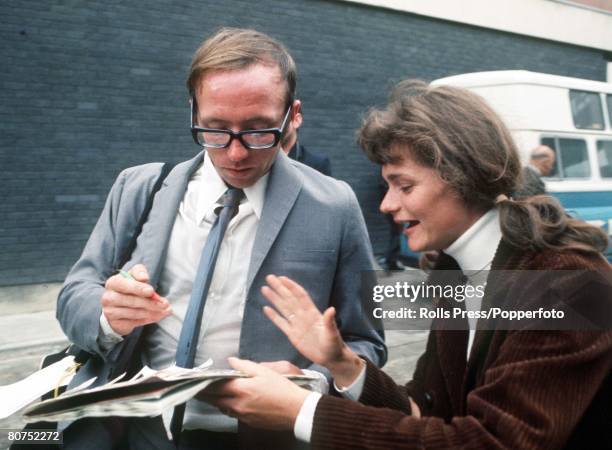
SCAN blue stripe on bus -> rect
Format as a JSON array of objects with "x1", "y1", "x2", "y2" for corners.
[
  {"x1": 552, "y1": 191, "x2": 612, "y2": 209},
  {"x1": 399, "y1": 191, "x2": 612, "y2": 263}
]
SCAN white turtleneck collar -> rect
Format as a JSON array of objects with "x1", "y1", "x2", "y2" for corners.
[{"x1": 444, "y1": 208, "x2": 502, "y2": 272}]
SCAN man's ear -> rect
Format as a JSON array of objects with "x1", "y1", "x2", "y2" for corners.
[{"x1": 291, "y1": 100, "x2": 303, "y2": 130}]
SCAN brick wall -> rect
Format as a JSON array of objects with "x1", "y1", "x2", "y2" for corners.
[{"x1": 0, "y1": 0, "x2": 607, "y2": 285}]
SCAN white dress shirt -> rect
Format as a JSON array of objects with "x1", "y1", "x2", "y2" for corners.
[
  {"x1": 293, "y1": 208, "x2": 503, "y2": 443},
  {"x1": 101, "y1": 151, "x2": 268, "y2": 432}
]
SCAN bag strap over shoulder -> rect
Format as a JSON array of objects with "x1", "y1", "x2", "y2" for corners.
[
  {"x1": 43, "y1": 163, "x2": 175, "y2": 372},
  {"x1": 107, "y1": 162, "x2": 175, "y2": 379},
  {"x1": 117, "y1": 162, "x2": 175, "y2": 269}
]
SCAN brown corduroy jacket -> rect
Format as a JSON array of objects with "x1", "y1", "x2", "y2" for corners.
[{"x1": 311, "y1": 241, "x2": 612, "y2": 449}]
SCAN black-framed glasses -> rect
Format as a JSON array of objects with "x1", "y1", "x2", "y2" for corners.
[{"x1": 190, "y1": 96, "x2": 292, "y2": 150}]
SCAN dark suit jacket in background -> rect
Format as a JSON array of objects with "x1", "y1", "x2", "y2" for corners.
[
  {"x1": 311, "y1": 241, "x2": 612, "y2": 449},
  {"x1": 516, "y1": 165, "x2": 546, "y2": 198},
  {"x1": 288, "y1": 140, "x2": 332, "y2": 176}
]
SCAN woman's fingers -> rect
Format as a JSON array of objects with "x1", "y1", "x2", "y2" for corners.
[
  {"x1": 278, "y1": 276, "x2": 313, "y2": 305},
  {"x1": 266, "y1": 275, "x2": 296, "y2": 300},
  {"x1": 269, "y1": 275, "x2": 320, "y2": 316},
  {"x1": 263, "y1": 275, "x2": 315, "y2": 319},
  {"x1": 263, "y1": 275, "x2": 326, "y2": 336},
  {"x1": 263, "y1": 305, "x2": 292, "y2": 337},
  {"x1": 261, "y1": 285, "x2": 298, "y2": 322},
  {"x1": 264, "y1": 275, "x2": 296, "y2": 307}
]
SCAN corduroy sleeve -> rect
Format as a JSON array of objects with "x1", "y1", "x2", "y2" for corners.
[{"x1": 311, "y1": 329, "x2": 612, "y2": 450}]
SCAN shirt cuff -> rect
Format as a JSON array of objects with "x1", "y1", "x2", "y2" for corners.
[
  {"x1": 333, "y1": 361, "x2": 366, "y2": 401},
  {"x1": 293, "y1": 391, "x2": 322, "y2": 443},
  {"x1": 98, "y1": 313, "x2": 124, "y2": 350}
]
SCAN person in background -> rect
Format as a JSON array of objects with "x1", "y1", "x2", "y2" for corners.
[
  {"x1": 516, "y1": 144, "x2": 556, "y2": 197},
  {"x1": 281, "y1": 101, "x2": 332, "y2": 176},
  {"x1": 203, "y1": 80, "x2": 611, "y2": 450}
]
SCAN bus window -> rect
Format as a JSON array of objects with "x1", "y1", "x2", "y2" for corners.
[
  {"x1": 541, "y1": 137, "x2": 590, "y2": 178},
  {"x1": 569, "y1": 90, "x2": 604, "y2": 130},
  {"x1": 597, "y1": 140, "x2": 612, "y2": 178},
  {"x1": 559, "y1": 138, "x2": 590, "y2": 177},
  {"x1": 607, "y1": 95, "x2": 612, "y2": 129}
]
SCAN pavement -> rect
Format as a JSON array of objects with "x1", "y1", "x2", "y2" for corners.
[
  {"x1": 0, "y1": 273, "x2": 428, "y2": 449},
  {"x1": 0, "y1": 283, "x2": 68, "y2": 449}
]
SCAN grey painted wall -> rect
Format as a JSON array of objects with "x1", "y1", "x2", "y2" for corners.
[{"x1": 1, "y1": 0, "x2": 607, "y2": 285}]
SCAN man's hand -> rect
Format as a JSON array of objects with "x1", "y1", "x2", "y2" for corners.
[
  {"x1": 260, "y1": 360, "x2": 303, "y2": 375},
  {"x1": 261, "y1": 275, "x2": 363, "y2": 387},
  {"x1": 200, "y1": 357, "x2": 310, "y2": 430},
  {"x1": 101, "y1": 264, "x2": 172, "y2": 336}
]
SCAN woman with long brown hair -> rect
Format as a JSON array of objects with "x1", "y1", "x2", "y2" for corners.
[{"x1": 205, "y1": 80, "x2": 612, "y2": 449}]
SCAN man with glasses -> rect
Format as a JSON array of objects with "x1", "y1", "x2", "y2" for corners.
[{"x1": 57, "y1": 27, "x2": 385, "y2": 449}]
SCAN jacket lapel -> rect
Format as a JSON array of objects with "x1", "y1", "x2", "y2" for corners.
[
  {"x1": 461, "y1": 239, "x2": 525, "y2": 409},
  {"x1": 246, "y1": 152, "x2": 302, "y2": 293},
  {"x1": 429, "y1": 253, "x2": 469, "y2": 414},
  {"x1": 141, "y1": 152, "x2": 204, "y2": 288},
  {"x1": 106, "y1": 153, "x2": 204, "y2": 382}
]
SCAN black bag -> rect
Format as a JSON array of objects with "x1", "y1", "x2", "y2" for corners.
[{"x1": 9, "y1": 162, "x2": 175, "y2": 449}]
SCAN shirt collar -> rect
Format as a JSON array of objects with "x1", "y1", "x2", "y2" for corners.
[
  {"x1": 243, "y1": 168, "x2": 268, "y2": 219},
  {"x1": 444, "y1": 208, "x2": 501, "y2": 271},
  {"x1": 197, "y1": 151, "x2": 269, "y2": 221}
]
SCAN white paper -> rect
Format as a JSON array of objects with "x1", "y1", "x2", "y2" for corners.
[
  {"x1": 0, "y1": 355, "x2": 76, "y2": 419},
  {"x1": 22, "y1": 361, "x2": 317, "y2": 424},
  {"x1": 68, "y1": 376, "x2": 98, "y2": 394}
]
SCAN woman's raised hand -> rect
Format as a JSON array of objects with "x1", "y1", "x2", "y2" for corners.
[{"x1": 261, "y1": 275, "x2": 364, "y2": 387}]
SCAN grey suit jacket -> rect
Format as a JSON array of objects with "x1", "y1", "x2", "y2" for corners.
[{"x1": 57, "y1": 151, "x2": 386, "y2": 388}]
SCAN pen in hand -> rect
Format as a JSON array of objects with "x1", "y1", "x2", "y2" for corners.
[{"x1": 118, "y1": 269, "x2": 164, "y2": 303}]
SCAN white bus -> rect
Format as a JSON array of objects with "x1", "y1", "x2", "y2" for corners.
[{"x1": 432, "y1": 70, "x2": 612, "y2": 260}]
